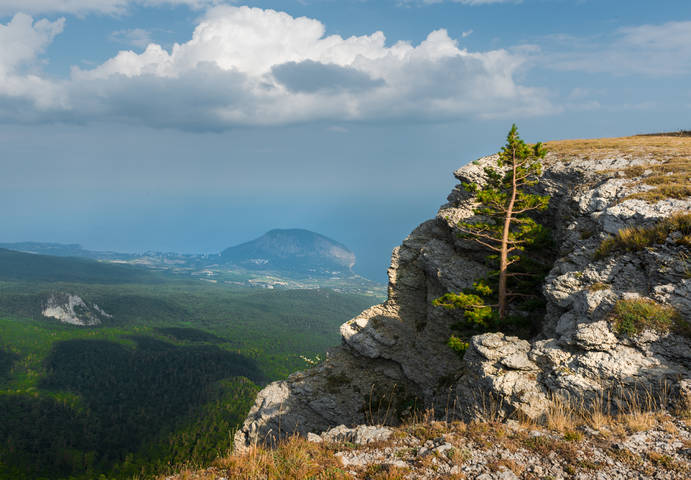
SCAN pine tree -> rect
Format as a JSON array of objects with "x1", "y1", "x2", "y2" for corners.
[{"x1": 435, "y1": 125, "x2": 550, "y2": 324}]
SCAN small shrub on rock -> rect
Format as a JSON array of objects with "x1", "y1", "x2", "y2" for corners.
[
  {"x1": 447, "y1": 335, "x2": 470, "y2": 357},
  {"x1": 609, "y1": 298, "x2": 686, "y2": 337}
]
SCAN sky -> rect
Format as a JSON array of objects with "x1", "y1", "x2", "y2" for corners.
[{"x1": 1, "y1": 0, "x2": 690, "y2": 281}]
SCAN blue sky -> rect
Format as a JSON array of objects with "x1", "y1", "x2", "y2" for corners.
[{"x1": 1, "y1": 1, "x2": 689, "y2": 281}]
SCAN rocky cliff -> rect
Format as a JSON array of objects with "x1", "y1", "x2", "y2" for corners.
[{"x1": 234, "y1": 135, "x2": 691, "y2": 452}]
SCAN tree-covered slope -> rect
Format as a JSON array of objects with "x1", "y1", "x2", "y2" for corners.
[
  {"x1": 0, "y1": 248, "x2": 158, "y2": 284},
  {"x1": 0, "y1": 275, "x2": 377, "y2": 479}
]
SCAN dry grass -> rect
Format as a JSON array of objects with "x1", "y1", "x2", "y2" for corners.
[
  {"x1": 164, "y1": 379, "x2": 689, "y2": 480},
  {"x1": 363, "y1": 464, "x2": 410, "y2": 480},
  {"x1": 594, "y1": 212, "x2": 691, "y2": 259},
  {"x1": 647, "y1": 451, "x2": 688, "y2": 473},
  {"x1": 544, "y1": 135, "x2": 691, "y2": 163},
  {"x1": 587, "y1": 281, "x2": 610, "y2": 292},
  {"x1": 620, "y1": 410, "x2": 658, "y2": 432},
  {"x1": 542, "y1": 382, "x2": 679, "y2": 437},
  {"x1": 486, "y1": 458, "x2": 525, "y2": 476},
  {"x1": 545, "y1": 135, "x2": 691, "y2": 202},
  {"x1": 522, "y1": 434, "x2": 578, "y2": 459},
  {"x1": 620, "y1": 157, "x2": 691, "y2": 202},
  {"x1": 546, "y1": 395, "x2": 577, "y2": 432},
  {"x1": 200, "y1": 436, "x2": 350, "y2": 480}
]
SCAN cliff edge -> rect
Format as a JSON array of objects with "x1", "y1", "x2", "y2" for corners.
[{"x1": 234, "y1": 135, "x2": 691, "y2": 452}]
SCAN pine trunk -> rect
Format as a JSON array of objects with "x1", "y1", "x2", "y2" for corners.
[{"x1": 498, "y1": 150, "x2": 518, "y2": 320}]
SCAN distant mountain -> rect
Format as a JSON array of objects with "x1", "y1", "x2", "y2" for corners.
[
  {"x1": 0, "y1": 242, "x2": 98, "y2": 258},
  {"x1": 0, "y1": 242, "x2": 136, "y2": 261},
  {"x1": 0, "y1": 230, "x2": 385, "y2": 296},
  {"x1": 220, "y1": 229, "x2": 356, "y2": 276}
]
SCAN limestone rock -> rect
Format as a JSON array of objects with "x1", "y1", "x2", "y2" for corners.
[
  {"x1": 320, "y1": 425, "x2": 393, "y2": 445},
  {"x1": 42, "y1": 293, "x2": 112, "y2": 326}
]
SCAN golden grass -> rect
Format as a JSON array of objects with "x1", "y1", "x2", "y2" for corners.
[
  {"x1": 620, "y1": 410, "x2": 657, "y2": 432},
  {"x1": 595, "y1": 212, "x2": 691, "y2": 259},
  {"x1": 200, "y1": 436, "x2": 351, "y2": 480},
  {"x1": 621, "y1": 157, "x2": 691, "y2": 202},
  {"x1": 163, "y1": 378, "x2": 690, "y2": 480},
  {"x1": 546, "y1": 395, "x2": 577, "y2": 432},
  {"x1": 486, "y1": 458, "x2": 525, "y2": 476},
  {"x1": 544, "y1": 135, "x2": 691, "y2": 162},
  {"x1": 545, "y1": 135, "x2": 691, "y2": 202},
  {"x1": 364, "y1": 464, "x2": 410, "y2": 480}
]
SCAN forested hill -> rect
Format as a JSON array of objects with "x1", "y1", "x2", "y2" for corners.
[{"x1": 0, "y1": 248, "x2": 159, "y2": 284}]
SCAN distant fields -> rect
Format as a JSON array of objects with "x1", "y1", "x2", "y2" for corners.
[{"x1": 0, "y1": 274, "x2": 378, "y2": 479}]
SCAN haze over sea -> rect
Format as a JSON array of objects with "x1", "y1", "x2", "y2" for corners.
[{"x1": 1, "y1": 0, "x2": 689, "y2": 281}]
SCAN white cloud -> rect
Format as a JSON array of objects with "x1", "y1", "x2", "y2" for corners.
[
  {"x1": 0, "y1": 13, "x2": 67, "y2": 115},
  {"x1": 0, "y1": 0, "x2": 221, "y2": 16},
  {"x1": 0, "y1": 6, "x2": 552, "y2": 130},
  {"x1": 548, "y1": 21, "x2": 691, "y2": 76},
  {"x1": 110, "y1": 28, "x2": 153, "y2": 48},
  {"x1": 0, "y1": 12, "x2": 63, "y2": 74}
]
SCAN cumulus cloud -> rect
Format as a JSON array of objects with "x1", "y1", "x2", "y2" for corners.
[
  {"x1": 272, "y1": 61, "x2": 385, "y2": 94},
  {"x1": 548, "y1": 21, "x2": 691, "y2": 76},
  {"x1": 0, "y1": 6, "x2": 552, "y2": 130},
  {"x1": 0, "y1": 13, "x2": 67, "y2": 117},
  {"x1": 0, "y1": 13, "x2": 63, "y2": 74},
  {"x1": 0, "y1": 0, "x2": 221, "y2": 16}
]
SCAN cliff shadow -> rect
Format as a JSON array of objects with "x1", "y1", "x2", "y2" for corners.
[{"x1": 0, "y1": 336, "x2": 263, "y2": 478}]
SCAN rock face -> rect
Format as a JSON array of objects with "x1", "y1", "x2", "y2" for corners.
[
  {"x1": 234, "y1": 146, "x2": 691, "y2": 452},
  {"x1": 42, "y1": 293, "x2": 112, "y2": 326}
]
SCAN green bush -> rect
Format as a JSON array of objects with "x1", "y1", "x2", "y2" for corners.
[
  {"x1": 447, "y1": 335, "x2": 470, "y2": 357},
  {"x1": 609, "y1": 298, "x2": 687, "y2": 338}
]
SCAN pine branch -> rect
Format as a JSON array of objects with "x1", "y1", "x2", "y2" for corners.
[
  {"x1": 457, "y1": 228, "x2": 503, "y2": 245},
  {"x1": 471, "y1": 238, "x2": 503, "y2": 252},
  {"x1": 511, "y1": 206, "x2": 545, "y2": 215}
]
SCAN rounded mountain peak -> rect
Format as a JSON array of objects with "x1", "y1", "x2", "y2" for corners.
[{"x1": 220, "y1": 229, "x2": 356, "y2": 274}]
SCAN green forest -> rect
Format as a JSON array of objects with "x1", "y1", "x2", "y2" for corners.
[{"x1": 0, "y1": 253, "x2": 379, "y2": 479}]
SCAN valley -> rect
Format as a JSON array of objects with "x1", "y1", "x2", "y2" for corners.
[{"x1": 0, "y1": 246, "x2": 381, "y2": 479}]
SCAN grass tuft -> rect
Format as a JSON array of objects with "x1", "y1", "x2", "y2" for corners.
[
  {"x1": 608, "y1": 298, "x2": 686, "y2": 338},
  {"x1": 594, "y1": 212, "x2": 691, "y2": 260},
  {"x1": 587, "y1": 282, "x2": 610, "y2": 292},
  {"x1": 210, "y1": 436, "x2": 350, "y2": 480}
]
